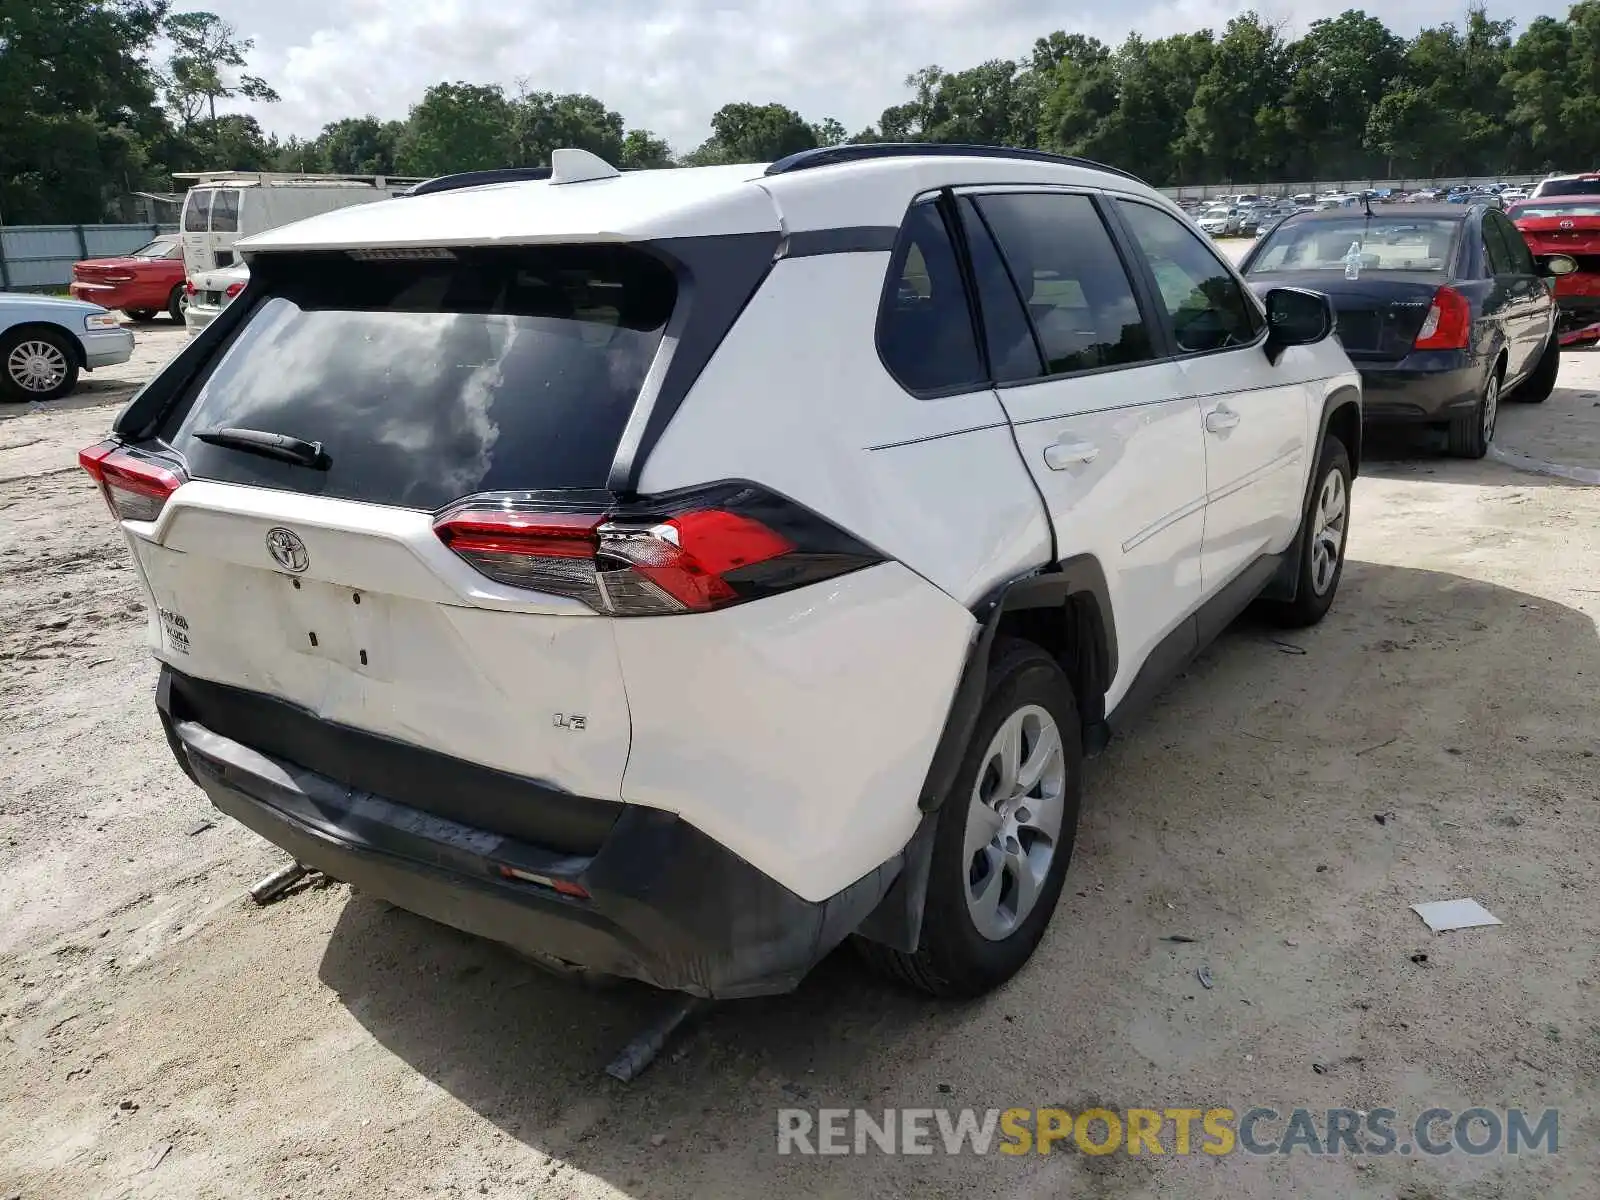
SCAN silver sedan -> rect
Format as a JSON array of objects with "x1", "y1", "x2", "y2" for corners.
[{"x1": 0, "y1": 293, "x2": 134, "y2": 402}]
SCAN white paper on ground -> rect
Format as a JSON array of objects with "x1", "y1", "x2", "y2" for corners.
[{"x1": 1411, "y1": 898, "x2": 1503, "y2": 933}]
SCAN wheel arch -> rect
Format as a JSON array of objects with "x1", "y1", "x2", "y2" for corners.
[
  {"x1": 853, "y1": 555, "x2": 1114, "y2": 953},
  {"x1": 2, "y1": 321, "x2": 87, "y2": 368}
]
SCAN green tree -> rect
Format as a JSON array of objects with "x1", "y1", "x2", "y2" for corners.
[
  {"x1": 1178, "y1": 13, "x2": 1291, "y2": 180},
  {"x1": 395, "y1": 82, "x2": 515, "y2": 176},
  {"x1": 1281, "y1": 11, "x2": 1405, "y2": 179},
  {"x1": 812, "y1": 117, "x2": 848, "y2": 147},
  {"x1": 619, "y1": 129, "x2": 673, "y2": 169},
  {"x1": 511, "y1": 90, "x2": 625, "y2": 165},
  {"x1": 0, "y1": 0, "x2": 172, "y2": 222},
  {"x1": 319, "y1": 117, "x2": 404, "y2": 175},
  {"x1": 687, "y1": 102, "x2": 817, "y2": 164},
  {"x1": 161, "y1": 11, "x2": 279, "y2": 128}
]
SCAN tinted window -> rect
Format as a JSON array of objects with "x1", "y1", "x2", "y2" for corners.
[
  {"x1": 956, "y1": 197, "x2": 1043, "y2": 382},
  {"x1": 975, "y1": 193, "x2": 1153, "y2": 376},
  {"x1": 210, "y1": 190, "x2": 241, "y2": 234},
  {"x1": 161, "y1": 246, "x2": 674, "y2": 510},
  {"x1": 1491, "y1": 213, "x2": 1536, "y2": 275},
  {"x1": 1118, "y1": 201, "x2": 1263, "y2": 353},
  {"x1": 1482, "y1": 218, "x2": 1516, "y2": 276},
  {"x1": 878, "y1": 200, "x2": 985, "y2": 394},
  {"x1": 181, "y1": 189, "x2": 212, "y2": 233}
]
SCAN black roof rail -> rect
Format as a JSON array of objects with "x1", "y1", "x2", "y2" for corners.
[
  {"x1": 403, "y1": 166, "x2": 553, "y2": 197},
  {"x1": 764, "y1": 143, "x2": 1146, "y2": 185}
]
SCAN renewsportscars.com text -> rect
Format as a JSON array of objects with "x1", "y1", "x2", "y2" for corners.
[{"x1": 777, "y1": 1106, "x2": 1559, "y2": 1157}]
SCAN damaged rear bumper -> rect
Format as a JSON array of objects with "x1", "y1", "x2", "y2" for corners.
[{"x1": 156, "y1": 667, "x2": 899, "y2": 998}]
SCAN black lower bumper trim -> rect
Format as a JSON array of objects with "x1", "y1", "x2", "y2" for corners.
[
  {"x1": 160, "y1": 669, "x2": 621, "y2": 856},
  {"x1": 161, "y1": 682, "x2": 901, "y2": 998}
]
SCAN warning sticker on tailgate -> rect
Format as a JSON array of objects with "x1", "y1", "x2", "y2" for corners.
[{"x1": 158, "y1": 606, "x2": 190, "y2": 654}]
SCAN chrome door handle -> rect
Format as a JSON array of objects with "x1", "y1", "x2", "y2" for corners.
[
  {"x1": 1204, "y1": 405, "x2": 1241, "y2": 433},
  {"x1": 1044, "y1": 439, "x2": 1099, "y2": 470}
]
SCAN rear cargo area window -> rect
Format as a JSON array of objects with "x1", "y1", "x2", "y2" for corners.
[{"x1": 159, "y1": 246, "x2": 676, "y2": 510}]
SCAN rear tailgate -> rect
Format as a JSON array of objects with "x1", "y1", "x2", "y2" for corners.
[
  {"x1": 116, "y1": 243, "x2": 682, "y2": 818},
  {"x1": 1512, "y1": 210, "x2": 1600, "y2": 276}
]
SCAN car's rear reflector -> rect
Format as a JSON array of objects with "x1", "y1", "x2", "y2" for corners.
[
  {"x1": 434, "y1": 484, "x2": 879, "y2": 616},
  {"x1": 77, "y1": 440, "x2": 186, "y2": 523},
  {"x1": 1413, "y1": 286, "x2": 1472, "y2": 351},
  {"x1": 224, "y1": 281, "x2": 245, "y2": 298}
]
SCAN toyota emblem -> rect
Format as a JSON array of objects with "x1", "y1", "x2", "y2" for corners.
[
  {"x1": 265, "y1": 527, "x2": 309, "y2": 573},
  {"x1": 1561, "y1": 220, "x2": 1576, "y2": 229}
]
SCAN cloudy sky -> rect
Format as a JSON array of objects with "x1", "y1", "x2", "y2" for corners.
[{"x1": 190, "y1": 0, "x2": 1566, "y2": 153}]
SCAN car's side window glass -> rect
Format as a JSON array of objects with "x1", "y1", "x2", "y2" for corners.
[
  {"x1": 956, "y1": 197, "x2": 1044, "y2": 382},
  {"x1": 1117, "y1": 200, "x2": 1264, "y2": 354},
  {"x1": 1481, "y1": 218, "x2": 1515, "y2": 276},
  {"x1": 974, "y1": 192, "x2": 1155, "y2": 376},
  {"x1": 1493, "y1": 214, "x2": 1536, "y2": 275},
  {"x1": 877, "y1": 199, "x2": 986, "y2": 394},
  {"x1": 210, "y1": 190, "x2": 241, "y2": 234}
]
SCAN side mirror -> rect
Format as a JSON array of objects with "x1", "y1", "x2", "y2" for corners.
[
  {"x1": 1545, "y1": 254, "x2": 1579, "y2": 277},
  {"x1": 1263, "y1": 286, "x2": 1334, "y2": 362}
]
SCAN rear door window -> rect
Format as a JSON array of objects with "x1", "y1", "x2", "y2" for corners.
[
  {"x1": 160, "y1": 246, "x2": 676, "y2": 510},
  {"x1": 181, "y1": 190, "x2": 213, "y2": 233},
  {"x1": 1490, "y1": 212, "x2": 1536, "y2": 275},
  {"x1": 1482, "y1": 218, "x2": 1516, "y2": 276},
  {"x1": 210, "y1": 190, "x2": 241, "y2": 233},
  {"x1": 877, "y1": 199, "x2": 986, "y2": 395},
  {"x1": 974, "y1": 192, "x2": 1155, "y2": 376}
]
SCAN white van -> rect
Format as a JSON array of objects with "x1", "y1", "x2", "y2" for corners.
[{"x1": 174, "y1": 172, "x2": 422, "y2": 276}]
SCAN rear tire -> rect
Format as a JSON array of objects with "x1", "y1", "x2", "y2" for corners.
[
  {"x1": 1264, "y1": 435, "x2": 1351, "y2": 629},
  {"x1": 1512, "y1": 332, "x2": 1559, "y2": 404},
  {"x1": 1446, "y1": 365, "x2": 1500, "y2": 459},
  {"x1": 856, "y1": 639, "x2": 1082, "y2": 997},
  {"x1": 166, "y1": 284, "x2": 186, "y2": 322}
]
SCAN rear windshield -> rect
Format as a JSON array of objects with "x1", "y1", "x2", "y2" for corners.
[
  {"x1": 1248, "y1": 217, "x2": 1460, "y2": 273},
  {"x1": 1539, "y1": 179, "x2": 1600, "y2": 197},
  {"x1": 1512, "y1": 200, "x2": 1600, "y2": 219},
  {"x1": 159, "y1": 246, "x2": 675, "y2": 510}
]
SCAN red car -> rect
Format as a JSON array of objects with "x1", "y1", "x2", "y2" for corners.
[
  {"x1": 68, "y1": 235, "x2": 187, "y2": 323},
  {"x1": 1510, "y1": 197, "x2": 1600, "y2": 344}
]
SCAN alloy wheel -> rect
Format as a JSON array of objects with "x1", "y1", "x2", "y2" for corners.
[
  {"x1": 1310, "y1": 468, "x2": 1347, "y2": 596},
  {"x1": 962, "y1": 703, "x2": 1067, "y2": 941},
  {"x1": 1482, "y1": 373, "x2": 1500, "y2": 445}
]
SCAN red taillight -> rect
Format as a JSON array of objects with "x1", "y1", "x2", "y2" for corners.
[
  {"x1": 1413, "y1": 286, "x2": 1472, "y2": 351},
  {"x1": 77, "y1": 440, "x2": 185, "y2": 522},
  {"x1": 433, "y1": 485, "x2": 874, "y2": 616},
  {"x1": 224, "y1": 281, "x2": 244, "y2": 298},
  {"x1": 498, "y1": 865, "x2": 590, "y2": 898},
  {"x1": 184, "y1": 280, "x2": 196, "y2": 296},
  {"x1": 102, "y1": 273, "x2": 135, "y2": 283}
]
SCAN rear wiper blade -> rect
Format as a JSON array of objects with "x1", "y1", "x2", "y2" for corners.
[{"x1": 194, "y1": 427, "x2": 330, "y2": 470}]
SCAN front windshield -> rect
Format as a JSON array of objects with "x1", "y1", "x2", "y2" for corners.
[{"x1": 1248, "y1": 217, "x2": 1459, "y2": 273}]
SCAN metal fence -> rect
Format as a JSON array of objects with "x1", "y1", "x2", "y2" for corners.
[
  {"x1": 0, "y1": 223, "x2": 178, "y2": 293},
  {"x1": 1159, "y1": 174, "x2": 1548, "y2": 201}
]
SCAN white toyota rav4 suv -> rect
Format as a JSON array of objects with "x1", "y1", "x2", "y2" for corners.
[{"x1": 82, "y1": 145, "x2": 1361, "y2": 1001}]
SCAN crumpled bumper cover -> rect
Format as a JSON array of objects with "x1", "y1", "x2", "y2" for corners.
[{"x1": 157, "y1": 670, "x2": 900, "y2": 998}]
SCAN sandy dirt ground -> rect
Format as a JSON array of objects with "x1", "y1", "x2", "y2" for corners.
[{"x1": 3, "y1": 314, "x2": 1600, "y2": 1199}]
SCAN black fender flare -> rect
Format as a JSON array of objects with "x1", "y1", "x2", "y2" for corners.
[
  {"x1": 1264, "y1": 383, "x2": 1362, "y2": 601},
  {"x1": 853, "y1": 555, "x2": 1114, "y2": 952}
]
